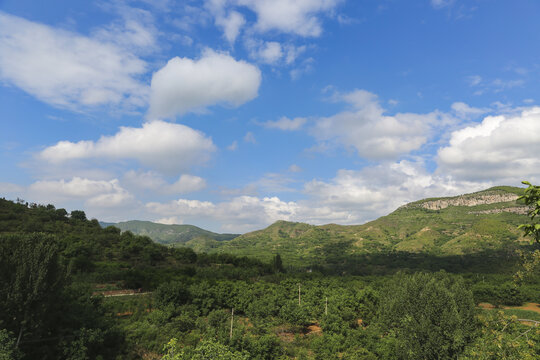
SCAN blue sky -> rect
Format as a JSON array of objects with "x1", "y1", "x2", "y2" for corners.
[{"x1": 1, "y1": 0, "x2": 540, "y2": 232}]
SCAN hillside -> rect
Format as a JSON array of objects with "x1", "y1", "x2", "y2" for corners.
[
  {"x1": 186, "y1": 186, "x2": 531, "y2": 265},
  {"x1": 100, "y1": 220, "x2": 239, "y2": 245}
]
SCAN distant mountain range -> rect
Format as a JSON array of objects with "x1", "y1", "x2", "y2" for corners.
[
  {"x1": 99, "y1": 220, "x2": 239, "y2": 245},
  {"x1": 102, "y1": 186, "x2": 532, "y2": 266}
]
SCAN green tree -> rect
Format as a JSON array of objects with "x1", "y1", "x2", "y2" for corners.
[
  {"x1": 378, "y1": 272, "x2": 477, "y2": 360},
  {"x1": 70, "y1": 210, "x2": 87, "y2": 221},
  {"x1": 0, "y1": 329, "x2": 21, "y2": 360},
  {"x1": 154, "y1": 281, "x2": 191, "y2": 309},
  {"x1": 516, "y1": 181, "x2": 540, "y2": 282},
  {"x1": 0, "y1": 234, "x2": 64, "y2": 348},
  {"x1": 518, "y1": 181, "x2": 540, "y2": 242},
  {"x1": 271, "y1": 253, "x2": 284, "y2": 273},
  {"x1": 162, "y1": 338, "x2": 249, "y2": 360}
]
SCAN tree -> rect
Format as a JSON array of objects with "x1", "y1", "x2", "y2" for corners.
[
  {"x1": 162, "y1": 338, "x2": 249, "y2": 360},
  {"x1": 518, "y1": 181, "x2": 540, "y2": 242},
  {"x1": 515, "y1": 181, "x2": 540, "y2": 282},
  {"x1": 70, "y1": 210, "x2": 87, "y2": 221},
  {"x1": 0, "y1": 329, "x2": 21, "y2": 360},
  {"x1": 271, "y1": 253, "x2": 284, "y2": 273},
  {"x1": 378, "y1": 272, "x2": 477, "y2": 360},
  {"x1": 0, "y1": 234, "x2": 64, "y2": 348},
  {"x1": 154, "y1": 281, "x2": 191, "y2": 309}
]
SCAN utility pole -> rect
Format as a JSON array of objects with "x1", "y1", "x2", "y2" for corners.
[
  {"x1": 298, "y1": 283, "x2": 301, "y2": 305},
  {"x1": 230, "y1": 308, "x2": 234, "y2": 339},
  {"x1": 325, "y1": 297, "x2": 328, "y2": 315}
]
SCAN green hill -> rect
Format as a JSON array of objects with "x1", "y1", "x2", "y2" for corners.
[
  {"x1": 100, "y1": 220, "x2": 239, "y2": 245},
  {"x1": 186, "y1": 186, "x2": 531, "y2": 265}
]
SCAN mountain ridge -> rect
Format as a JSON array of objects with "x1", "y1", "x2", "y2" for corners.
[
  {"x1": 99, "y1": 220, "x2": 239, "y2": 245},
  {"x1": 184, "y1": 186, "x2": 530, "y2": 264}
]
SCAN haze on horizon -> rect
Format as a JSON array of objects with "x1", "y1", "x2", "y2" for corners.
[{"x1": 1, "y1": 0, "x2": 539, "y2": 233}]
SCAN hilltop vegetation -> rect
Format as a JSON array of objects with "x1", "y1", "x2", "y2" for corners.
[
  {"x1": 100, "y1": 220, "x2": 239, "y2": 246},
  {"x1": 187, "y1": 187, "x2": 531, "y2": 271}
]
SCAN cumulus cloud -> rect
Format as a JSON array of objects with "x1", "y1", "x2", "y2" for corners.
[
  {"x1": 310, "y1": 89, "x2": 439, "y2": 159},
  {"x1": 0, "y1": 11, "x2": 149, "y2": 110},
  {"x1": 303, "y1": 161, "x2": 487, "y2": 224},
  {"x1": 148, "y1": 49, "x2": 261, "y2": 118},
  {"x1": 144, "y1": 159, "x2": 488, "y2": 232},
  {"x1": 262, "y1": 116, "x2": 307, "y2": 130},
  {"x1": 147, "y1": 195, "x2": 298, "y2": 232},
  {"x1": 438, "y1": 107, "x2": 540, "y2": 183},
  {"x1": 123, "y1": 171, "x2": 206, "y2": 194},
  {"x1": 27, "y1": 177, "x2": 133, "y2": 207},
  {"x1": 247, "y1": 40, "x2": 283, "y2": 64},
  {"x1": 237, "y1": 0, "x2": 342, "y2": 37},
  {"x1": 38, "y1": 120, "x2": 216, "y2": 174},
  {"x1": 451, "y1": 102, "x2": 489, "y2": 119}
]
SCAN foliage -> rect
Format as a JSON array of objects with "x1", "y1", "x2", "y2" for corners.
[
  {"x1": 461, "y1": 311, "x2": 540, "y2": 359},
  {"x1": 105, "y1": 220, "x2": 239, "y2": 245},
  {"x1": 154, "y1": 281, "x2": 191, "y2": 309},
  {"x1": 272, "y1": 254, "x2": 284, "y2": 273},
  {"x1": 518, "y1": 181, "x2": 540, "y2": 243},
  {"x1": 0, "y1": 233, "x2": 63, "y2": 348},
  {"x1": 162, "y1": 338, "x2": 249, "y2": 360},
  {"x1": 1, "y1": 196, "x2": 539, "y2": 359},
  {"x1": 378, "y1": 272, "x2": 477, "y2": 359},
  {"x1": 0, "y1": 329, "x2": 21, "y2": 360}
]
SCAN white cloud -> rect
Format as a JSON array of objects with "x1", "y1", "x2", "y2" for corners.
[
  {"x1": 123, "y1": 171, "x2": 206, "y2": 194},
  {"x1": 284, "y1": 44, "x2": 307, "y2": 65},
  {"x1": 237, "y1": 0, "x2": 342, "y2": 37},
  {"x1": 147, "y1": 195, "x2": 298, "y2": 232},
  {"x1": 145, "y1": 159, "x2": 489, "y2": 232},
  {"x1": 431, "y1": 0, "x2": 455, "y2": 9},
  {"x1": 227, "y1": 140, "x2": 239, "y2": 151},
  {"x1": 262, "y1": 116, "x2": 307, "y2": 130},
  {"x1": 310, "y1": 89, "x2": 439, "y2": 159},
  {"x1": 438, "y1": 107, "x2": 540, "y2": 183},
  {"x1": 0, "y1": 182, "x2": 25, "y2": 195},
  {"x1": 148, "y1": 49, "x2": 261, "y2": 118},
  {"x1": 92, "y1": 5, "x2": 158, "y2": 54},
  {"x1": 0, "y1": 11, "x2": 149, "y2": 110},
  {"x1": 467, "y1": 75, "x2": 482, "y2": 87},
  {"x1": 217, "y1": 10, "x2": 246, "y2": 43},
  {"x1": 256, "y1": 41, "x2": 283, "y2": 64},
  {"x1": 205, "y1": 1, "x2": 246, "y2": 43},
  {"x1": 244, "y1": 131, "x2": 257, "y2": 143},
  {"x1": 288, "y1": 164, "x2": 302, "y2": 173},
  {"x1": 450, "y1": 102, "x2": 489, "y2": 119},
  {"x1": 156, "y1": 216, "x2": 184, "y2": 225},
  {"x1": 290, "y1": 57, "x2": 315, "y2": 79},
  {"x1": 169, "y1": 174, "x2": 207, "y2": 193},
  {"x1": 38, "y1": 120, "x2": 216, "y2": 174},
  {"x1": 27, "y1": 177, "x2": 133, "y2": 207},
  {"x1": 301, "y1": 160, "x2": 488, "y2": 225}
]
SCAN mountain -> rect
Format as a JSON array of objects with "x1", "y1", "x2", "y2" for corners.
[
  {"x1": 186, "y1": 186, "x2": 531, "y2": 265},
  {"x1": 100, "y1": 220, "x2": 239, "y2": 245}
]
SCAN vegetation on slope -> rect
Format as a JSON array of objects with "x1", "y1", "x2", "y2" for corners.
[
  {"x1": 188, "y1": 187, "x2": 531, "y2": 269},
  {"x1": 100, "y1": 220, "x2": 239, "y2": 246}
]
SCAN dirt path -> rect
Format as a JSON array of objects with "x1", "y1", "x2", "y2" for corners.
[
  {"x1": 92, "y1": 289, "x2": 152, "y2": 297},
  {"x1": 478, "y1": 302, "x2": 540, "y2": 314}
]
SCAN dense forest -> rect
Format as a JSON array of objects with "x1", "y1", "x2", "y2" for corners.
[{"x1": 1, "y1": 192, "x2": 539, "y2": 359}]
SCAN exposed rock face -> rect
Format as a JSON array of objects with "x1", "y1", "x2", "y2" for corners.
[
  {"x1": 420, "y1": 193, "x2": 519, "y2": 210},
  {"x1": 468, "y1": 207, "x2": 531, "y2": 215}
]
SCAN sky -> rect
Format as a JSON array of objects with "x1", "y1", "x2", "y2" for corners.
[{"x1": 1, "y1": 0, "x2": 540, "y2": 233}]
